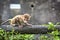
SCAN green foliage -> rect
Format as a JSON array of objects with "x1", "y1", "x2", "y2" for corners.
[
  {"x1": 40, "y1": 35, "x2": 48, "y2": 40},
  {"x1": 0, "y1": 22, "x2": 60, "y2": 40},
  {"x1": 47, "y1": 22, "x2": 59, "y2": 36},
  {"x1": 0, "y1": 28, "x2": 34, "y2": 40},
  {"x1": 40, "y1": 22, "x2": 60, "y2": 40},
  {"x1": 48, "y1": 22, "x2": 55, "y2": 30},
  {"x1": 40, "y1": 34, "x2": 60, "y2": 40}
]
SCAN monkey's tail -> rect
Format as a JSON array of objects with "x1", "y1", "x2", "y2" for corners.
[{"x1": 1, "y1": 19, "x2": 11, "y2": 25}]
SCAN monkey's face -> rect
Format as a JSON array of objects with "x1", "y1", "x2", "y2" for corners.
[{"x1": 23, "y1": 14, "x2": 31, "y2": 21}]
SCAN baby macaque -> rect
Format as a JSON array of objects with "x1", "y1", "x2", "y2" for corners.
[{"x1": 1, "y1": 13, "x2": 32, "y2": 28}]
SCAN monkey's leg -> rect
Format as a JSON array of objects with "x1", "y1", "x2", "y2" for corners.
[{"x1": 10, "y1": 22, "x2": 14, "y2": 26}]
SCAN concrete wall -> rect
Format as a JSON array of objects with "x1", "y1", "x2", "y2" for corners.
[{"x1": 1, "y1": 0, "x2": 60, "y2": 25}]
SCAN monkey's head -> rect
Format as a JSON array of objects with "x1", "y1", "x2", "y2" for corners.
[{"x1": 23, "y1": 13, "x2": 31, "y2": 21}]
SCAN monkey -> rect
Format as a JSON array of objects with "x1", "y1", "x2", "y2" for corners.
[{"x1": 1, "y1": 13, "x2": 32, "y2": 28}]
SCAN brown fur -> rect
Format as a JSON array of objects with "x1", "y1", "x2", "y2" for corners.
[{"x1": 1, "y1": 13, "x2": 31, "y2": 28}]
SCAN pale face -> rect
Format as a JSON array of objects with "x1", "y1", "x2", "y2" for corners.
[{"x1": 24, "y1": 16, "x2": 31, "y2": 21}]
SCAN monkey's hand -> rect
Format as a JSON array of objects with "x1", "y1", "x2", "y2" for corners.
[
  {"x1": 25, "y1": 23, "x2": 32, "y2": 27},
  {"x1": 27, "y1": 23, "x2": 32, "y2": 26},
  {"x1": 23, "y1": 21, "x2": 32, "y2": 27}
]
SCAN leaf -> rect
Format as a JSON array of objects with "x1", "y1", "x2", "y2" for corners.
[
  {"x1": 48, "y1": 22, "x2": 55, "y2": 30},
  {"x1": 51, "y1": 30, "x2": 59, "y2": 36}
]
